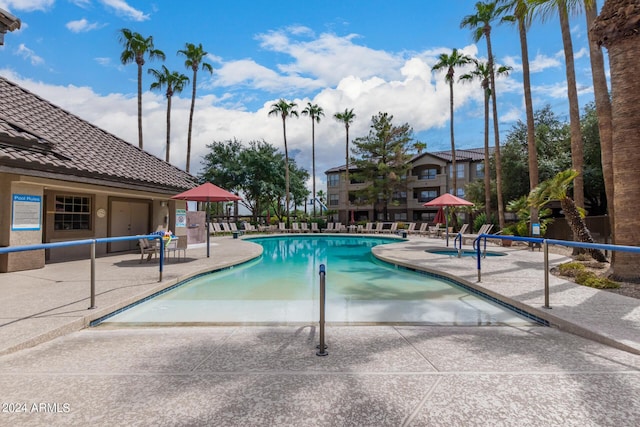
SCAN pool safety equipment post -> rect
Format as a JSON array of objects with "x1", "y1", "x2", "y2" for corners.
[{"x1": 316, "y1": 264, "x2": 328, "y2": 356}]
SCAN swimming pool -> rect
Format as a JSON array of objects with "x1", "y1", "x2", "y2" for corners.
[{"x1": 101, "y1": 235, "x2": 536, "y2": 326}]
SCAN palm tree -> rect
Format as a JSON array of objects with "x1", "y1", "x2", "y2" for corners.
[
  {"x1": 460, "y1": 60, "x2": 512, "y2": 221},
  {"x1": 148, "y1": 66, "x2": 190, "y2": 163},
  {"x1": 118, "y1": 29, "x2": 165, "y2": 150},
  {"x1": 413, "y1": 141, "x2": 427, "y2": 154},
  {"x1": 178, "y1": 42, "x2": 213, "y2": 173},
  {"x1": 592, "y1": 0, "x2": 640, "y2": 280},
  {"x1": 461, "y1": 1, "x2": 510, "y2": 229},
  {"x1": 301, "y1": 103, "x2": 324, "y2": 218},
  {"x1": 584, "y1": 0, "x2": 614, "y2": 241},
  {"x1": 531, "y1": 0, "x2": 586, "y2": 212},
  {"x1": 333, "y1": 108, "x2": 356, "y2": 224},
  {"x1": 431, "y1": 49, "x2": 473, "y2": 199},
  {"x1": 528, "y1": 169, "x2": 607, "y2": 262},
  {"x1": 268, "y1": 99, "x2": 299, "y2": 228},
  {"x1": 500, "y1": 0, "x2": 540, "y2": 234}
]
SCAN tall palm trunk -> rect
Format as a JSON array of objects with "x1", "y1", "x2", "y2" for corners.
[
  {"x1": 592, "y1": 0, "x2": 640, "y2": 281},
  {"x1": 186, "y1": 70, "x2": 197, "y2": 173},
  {"x1": 585, "y1": 1, "x2": 614, "y2": 242},
  {"x1": 311, "y1": 119, "x2": 316, "y2": 218},
  {"x1": 485, "y1": 26, "x2": 505, "y2": 229},
  {"x1": 519, "y1": 18, "x2": 540, "y2": 231},
  {"x1": 559, "y1": 1, "x2": 585, "y2": 210},
  {"x1": 482, "y1": 81, "x2": 491, "y2": 219},
  {"x1": 448, "y1": 79, "x2": 457, "y2": 197},
  {"x1": 345, "y1": 126, "x2": 350, "y2": 224},
  {"x1": 165, "y1": 93, "x2": 172, "y2": 162},
  {"x1": 282, "y1": 119, "x2": 290, "y2": 228},
  {"x1": 137, "y1": 62, "x2": 143, "y2": 149}
]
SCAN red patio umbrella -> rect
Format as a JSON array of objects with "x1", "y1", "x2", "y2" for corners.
[
  {"x1": 433, "y1": 207, "x2": 446, "y2": 225},
  {"x1": 424, "y1": 193, "x2": 473, "y2": 246},
  {"x1": 172, "y1": 182, "x2": 241, "y2": 257}
]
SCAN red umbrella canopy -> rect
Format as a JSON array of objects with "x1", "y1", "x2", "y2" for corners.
[
  {"x1": 433, "y1": 207, "x2": 446, "y2": 224},
  {"x1": 171, "y1": 182, "x2": 241, "y2": 202},
  {"x1": 423, "y1": 193, "x2": 473, "y2": 207}
]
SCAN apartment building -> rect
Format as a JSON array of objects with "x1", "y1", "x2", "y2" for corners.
[{"x1": 325, "y1": 148, "x2": 488, "y2": 224}]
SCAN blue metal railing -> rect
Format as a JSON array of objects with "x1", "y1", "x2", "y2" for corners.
[
  {"x1": 472, "y1": 233, "x2": 640, "y2": 309},
  {"x1": 0, "y1": 235, "x2": 165, "y2": 309}
]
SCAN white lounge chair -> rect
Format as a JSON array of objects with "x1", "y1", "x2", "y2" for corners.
[
  {"x1": 411, "y1": 223, "x2": 428, "y2": 236},
  {"x1": 382, "y1": 222, "x2": 398, "y2": 234}
]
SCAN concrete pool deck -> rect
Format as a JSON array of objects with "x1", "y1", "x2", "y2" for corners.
[{"x1": 1, "y1": 234, "x2": 639, "y2": 426}]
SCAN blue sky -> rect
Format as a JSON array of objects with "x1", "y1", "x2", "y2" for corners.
[{"x1": 0, "y1": 0, "x2": 601, "y2": 188}]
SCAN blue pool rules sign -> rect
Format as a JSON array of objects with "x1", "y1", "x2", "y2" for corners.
[{"x1": 12, "y1": 194, "x2": 42, "y2": 231}]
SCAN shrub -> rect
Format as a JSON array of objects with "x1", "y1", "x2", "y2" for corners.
[
  {"x1": 557, "y1": 262, "x2": 586, "y2": 277},
  {"x1": 575, "y1": 270, "x2": 619, "y2": 289}
]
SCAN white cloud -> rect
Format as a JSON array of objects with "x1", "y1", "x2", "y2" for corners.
[
  {"x1": 16, "y1": 43, "x2": 44, "y2": 65},
  {"x1": 0, "y1": 0, "x2": 53, "y2": 12},
  {"x1": 255, "y1": 29, "x2": 404, "y2": 88},
  {"x1": 574, "y1": 47, "x2": 589, "y2": 59},
  {"x1": 70, "y1": 0, "x2": 91, "y2": 7},
  {"x1": 502, "y1": 55, "x2": 522, "y2": 73},
  {"x1": 99, "y1": 0, "x2": 149, "y2": 21},
  {"x1": 66, "y1": 18, "x2": 103, "y2": 33},
  {"x1": 530, "y1": 52, "x2": 562, "y2": 73},
  {"x1": 500, "y1": 106, "x2": 522, "y2": 123}
]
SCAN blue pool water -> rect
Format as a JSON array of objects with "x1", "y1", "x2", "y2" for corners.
[{"x1": 102, "y1": 235, "x2": 535, "y2": 326}]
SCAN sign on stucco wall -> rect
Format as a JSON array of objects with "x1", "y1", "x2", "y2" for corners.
[
  {"x1": 176, "y1": 208, "x2": 186, "y2": 228},
  {"x1": 12, "y1": 194, "x2": 42, "y2": 231}
]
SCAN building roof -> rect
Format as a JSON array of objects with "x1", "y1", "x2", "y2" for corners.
[
  {"x1": 416, "y1": 147, "x2": 491, "y2": 163},
  {"x1": 325, "y1": 147, "x2": 490, "y2": 174},
  {"x1": 0, "y1": 77, "x2": 196, "y2": 193}
]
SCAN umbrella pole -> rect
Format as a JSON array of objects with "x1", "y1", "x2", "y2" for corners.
[
  {"x1": 445, "y1": 206, "x2": 449, "y2": 247},
  {"x1": 206, "y1": 200, "x2": 210, "y2": 258}
]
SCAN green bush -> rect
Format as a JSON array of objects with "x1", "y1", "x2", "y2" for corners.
[
  {"x1": 575, "y1": 270, "x2": 619, "y2": 289},
  {"x1": 557, "y1": 262, "x2": 586, "y2": 277}
]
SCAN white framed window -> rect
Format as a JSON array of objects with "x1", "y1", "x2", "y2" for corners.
[{"x1": 54, "y1": 195, "x2": 91, "y2": 231}]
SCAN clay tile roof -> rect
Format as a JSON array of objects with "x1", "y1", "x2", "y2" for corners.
[{"x1": 0, "y1": 77, "x2": 196, "y2": 193}]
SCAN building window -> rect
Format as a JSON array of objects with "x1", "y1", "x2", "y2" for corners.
[
  {"x1": 328, "y1": 174, "x2": 340, "y2": 187},
  {"x1": 419, "y1": 168, "x2": 437, "y2": 180},
  {"x1": 449, "y1": 164, "x2": 465, "y2": 178},
  {"x1": 476, "y1": 163, "x2": 484, "y2": 178},
  {"x1": 394, "y1": 212, "x2": 407, "y2": 221},
  {"x1": 54, "y1": 195, "x2": 91, "y2": 230},
  {"x1": 392, "y1": 191, "x2": 407, "y2": 204},
  {"x1": 329, "y1": 194, "x2": 339, "y2": 206},
  {"x1": 416, "y1": 190, "x2": 438, "y2": 203}
]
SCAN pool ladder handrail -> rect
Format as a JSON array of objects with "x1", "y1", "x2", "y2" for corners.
[
  {"x1": 316, "y1": 264, "x2": 328, "y2": 356},
  {"x1": 453, "y1": 233, "x2": 462, "y2": 257}
]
